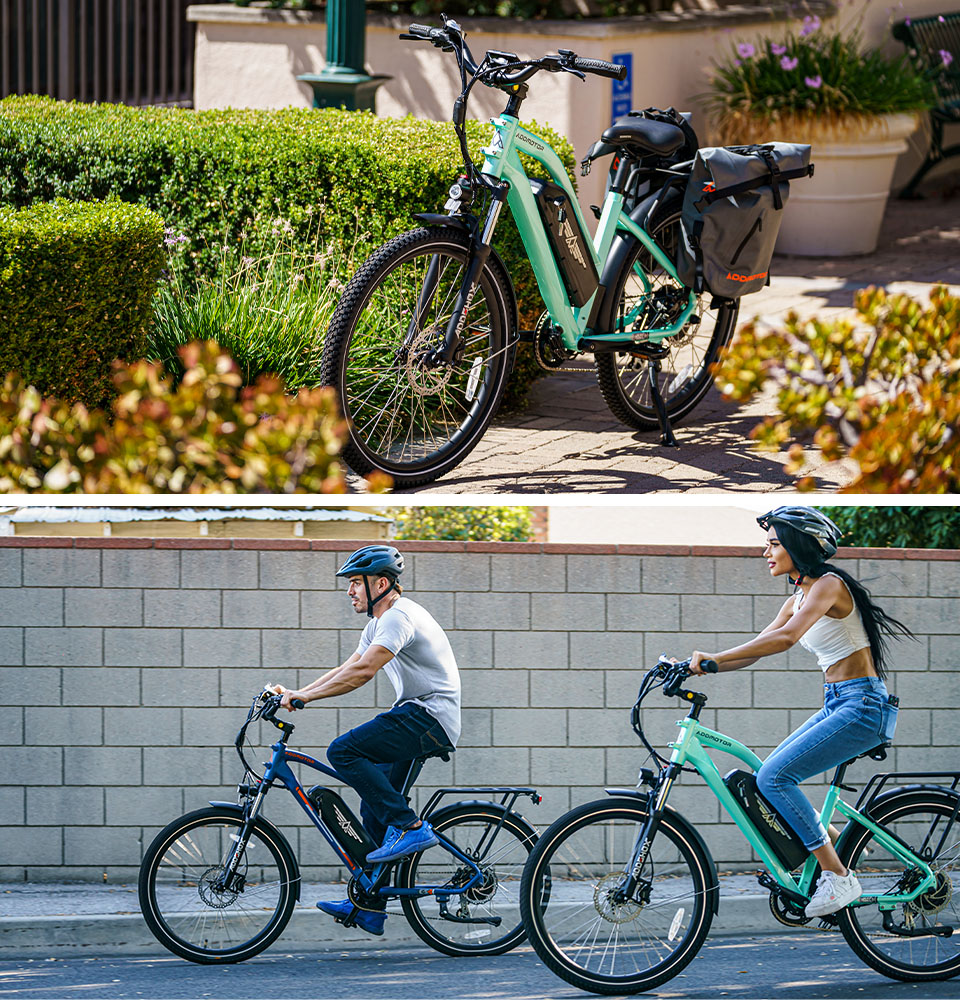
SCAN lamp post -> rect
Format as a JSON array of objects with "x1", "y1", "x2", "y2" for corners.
[{"x1": 296, "y1": 0, "x2": 390, "y2": 111}]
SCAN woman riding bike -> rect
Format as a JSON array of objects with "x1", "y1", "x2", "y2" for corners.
[{"x1": 684, "y1": 505, "x2": 912, "y2": 918}]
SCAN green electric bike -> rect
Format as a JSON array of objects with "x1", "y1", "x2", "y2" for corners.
[
  {"x1": 320, "y1": 17, "x2": 740, "y2": 487},
  {"x1": 519, "y1": 657, "x2": 960, "y2": 994}
]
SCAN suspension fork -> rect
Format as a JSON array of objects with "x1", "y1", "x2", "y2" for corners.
[
  {"x1": 217, "y1": 782, "x2": 272, "y2": 892},
  {"x1": 434, "y1": 185, "x2": 509, "y2": 364},
  {"x1": 617, "y1": 767, "x2": 679, "y2": 900}
]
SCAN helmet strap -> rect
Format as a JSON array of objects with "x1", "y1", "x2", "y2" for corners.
[{"x1": 364, "y1": 576, "x2": 397, "y2": 618}]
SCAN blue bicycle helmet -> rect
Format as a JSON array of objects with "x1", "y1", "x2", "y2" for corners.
[{"x1": 336, "y1": 545, "x2": 404, "y2": 616}]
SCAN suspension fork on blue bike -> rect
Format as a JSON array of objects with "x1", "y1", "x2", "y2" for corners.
[{"x1": 214, "y1": 779, "x2": 273, "y2": 893}]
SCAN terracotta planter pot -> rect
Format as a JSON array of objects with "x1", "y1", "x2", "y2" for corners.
[{"x1": 775, "y1": 112, "x2": 919, "y2": 256}]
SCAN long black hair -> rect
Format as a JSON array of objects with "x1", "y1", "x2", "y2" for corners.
[{"x1": 775, "y1": 522, "x2": 915, "y2": 680}]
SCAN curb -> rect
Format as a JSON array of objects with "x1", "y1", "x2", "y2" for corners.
[{"x1": 0, "y1": 893, "x2": 808, "y2": 960}]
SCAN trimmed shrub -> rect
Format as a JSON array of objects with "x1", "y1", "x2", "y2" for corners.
[
  {"x1": 714, "y1": 285, "x2": 960, "y2": 493},
  {"x1": 0, "y1": 198, "x2": 165, "y2": 406},
  {"x1": 0, "y1": 96, "x2": 575, "y2": 407},
  {"x1": 0, "y1": 340, "x2": 388, "y2": 494},
  {"x1": 393, "y1": 506, "x2": 534, "y2": 541}
]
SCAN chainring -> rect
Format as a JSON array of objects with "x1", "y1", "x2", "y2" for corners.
[{"x1": 533, "y1": 311, "x2": 577, "y2": 370}]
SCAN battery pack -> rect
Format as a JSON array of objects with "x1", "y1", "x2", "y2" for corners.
[{"x1": 529, "y1": 178, "x2": 599, "y2": 307}]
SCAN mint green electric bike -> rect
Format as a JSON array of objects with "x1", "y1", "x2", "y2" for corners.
[
  {"x1": 519, "y1": 657, "x2": 960, "y2": 995},
  {"x1": 320, "y1": 17, "x2": 739, "y2": 487}
]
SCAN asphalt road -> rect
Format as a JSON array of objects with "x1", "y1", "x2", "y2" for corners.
[{"x1": 1, "y1": 933, "x2": 958, "y2": 1000}]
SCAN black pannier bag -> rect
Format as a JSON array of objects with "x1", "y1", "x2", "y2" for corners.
[
  {"x1": 529, "y1": 177, "x2": 599, "y2": 307},
  {"x1": 677, "y1": 143, "x2": 814, "y2": 299},
  {"x1": 723, "y1": 769, "x2": 809, "y2": 871}
]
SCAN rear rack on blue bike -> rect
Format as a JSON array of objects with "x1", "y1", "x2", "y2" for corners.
[{"x1": 421, "y1": 786, "x2": 541, "y2": 817}]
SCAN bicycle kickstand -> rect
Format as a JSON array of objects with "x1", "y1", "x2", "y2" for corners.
[{"x1": 647, "y1": 358, "x2": 679, "y2": 447}]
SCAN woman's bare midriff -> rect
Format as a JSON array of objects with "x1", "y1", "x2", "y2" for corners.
[{"x1": 823, "y1": 646, "x2": 877, "y2": 683}]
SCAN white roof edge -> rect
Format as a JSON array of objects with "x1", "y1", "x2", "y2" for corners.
[{"x1": 1, "y1": 507, "x2": 392, "y2": 524}]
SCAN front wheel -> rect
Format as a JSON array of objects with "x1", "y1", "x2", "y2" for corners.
[
  {"x1": 837, "y1": 791, "x2": 960, "y2": 982},
  {"x1": 595, "y1": 207, "x2": 739, "y2": 431},
  {"x1": 321, "y1": 227, "x2": 516, "y2": 488},
  {"x1": 396, "y1": 803, "x2": 538, "y2": 956},
  {"x1": 138, "y1": 807, "x2": 299, "y2": 964},
  {"x1": 520, "y1": 798, "x2": 716, "y2": 995}
]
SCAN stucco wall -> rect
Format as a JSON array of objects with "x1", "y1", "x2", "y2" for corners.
[{"x1": 1, "y1": 537, "x2": 957, "y2": 882}]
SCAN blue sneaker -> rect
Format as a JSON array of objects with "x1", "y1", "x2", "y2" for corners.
[
  {"x1": 366, "y1": 821, "x2": 439, "y2": 863},
  {"x1": 316, "y1": 899, "x2": 386, "y2": 936}
]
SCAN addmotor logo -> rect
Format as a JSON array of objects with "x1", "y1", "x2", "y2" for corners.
[
  {"x1": 726, "y1": 270, "x2": 767, "y2": 282},
  {"x1": 559, "y1": 217, "x2": 587, "y2": 269}
]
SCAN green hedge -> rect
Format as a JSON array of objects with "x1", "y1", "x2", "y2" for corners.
[
  {"x1": 0, "y1": 95, "x2": 575, "y2": 325},
  {"x1": 0, "y1": 198, "x2": 165, "y2": 406},
  {"x1": 0, "y1": 96, "x2": 577, "y2": 408}
]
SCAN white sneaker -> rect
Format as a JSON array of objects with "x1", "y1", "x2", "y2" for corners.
[{"x1": 805, "y1": 869, "x2": 862, "y2": 918}]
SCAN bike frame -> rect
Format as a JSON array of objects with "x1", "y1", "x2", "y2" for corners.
[
  {"x1": 479, "y1": 114, "x2": 697, "y2": 353},
  {"x1": 231, "y1": 738, "x2": 531, "y2": 902},
  {"x1": 663, "y1": 717, "x2": 938, "y2": 908}
]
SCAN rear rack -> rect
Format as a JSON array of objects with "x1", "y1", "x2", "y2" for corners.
[
  {"x1": 855, "y1": 770, "x2": 960, "y2": 812},
  {"x1": 421, "y1": 786, "x2": 541, "y2": 818}
]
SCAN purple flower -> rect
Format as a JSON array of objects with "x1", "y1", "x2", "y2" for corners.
[
  {"x1": 734, "y1": 59, "x2": 742, "y2": 67},
  {"x1": 163, "y1": 228, "x2": 189, "y2": 248},
  {"x1": 940, "y1": 49, "x2": 954, "y2": 68},
  {"x1": 939, "y1": 14, "x2": 945, "y2": 21},
  {"x1": 771, "y1": 42, "x2": 787, "y2": 55},
  {"x1": 781, "y1": 55, "x2": 799, "y2": 70},
  {"x1": 737, "y1": 42, "x2": 756, "y2": 59},
  {"x1": 804, "y1": 74, "x2": 823, "y2": 88},
  {"x1": 904, "y1": 16, "x2": 911, "y2": 24},
  {"x1": 800, "y1": 14, "x2": 821, "y2": 36}
]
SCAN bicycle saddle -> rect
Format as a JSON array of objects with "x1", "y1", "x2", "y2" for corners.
[{"x1": 601, "y1": 117, "x2": 686, "y2": 157}]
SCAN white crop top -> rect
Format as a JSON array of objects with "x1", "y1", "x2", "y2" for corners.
[{"x1": 793, "y1": 573, "x2": 870, "y2": 671}]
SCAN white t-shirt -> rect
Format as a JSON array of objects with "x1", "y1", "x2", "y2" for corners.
[{"x1": 355, "y1": 597, "x2": 461, "y2": 746}]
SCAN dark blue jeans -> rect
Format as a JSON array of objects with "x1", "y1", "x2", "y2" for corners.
[{"x1": 327, "y1": 702, "x2": 454, "y2": 846}]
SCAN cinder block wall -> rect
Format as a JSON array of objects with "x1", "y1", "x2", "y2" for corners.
[{"x1": 1, "y1": 538, "x2": 957, "y2": 882}]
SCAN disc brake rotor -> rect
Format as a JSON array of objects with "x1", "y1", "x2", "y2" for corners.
[
  {"x1": 906, "y1": 868, "x2": 953, "y2": 920},
  {"x1": 593, "y1": 873, "x2": 643, "y2": 923},
  {"x1": 197, "y1": 866, "x2": 238, "y2": 908},
  {"x1": 405, "y1": 327, "x2": 455, "y2": 397}
]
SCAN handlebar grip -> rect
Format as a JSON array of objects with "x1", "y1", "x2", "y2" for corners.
[
  {"x1": 573, "y1": 57, "x2": 627, "y2": 81},
  {"x1": 291, "y1": 698, "x2": 305, "y2": 710},
  {"x1": 407, "y1": 23, "x2": 438, "y2": 39},
  {"x1": 701, "y1": 659, "x2": 719, "y2": 674}
]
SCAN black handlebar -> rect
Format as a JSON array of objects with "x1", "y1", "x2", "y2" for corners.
[{"x1": 571, "y1": 56, "x2": 627, "y2": 81}]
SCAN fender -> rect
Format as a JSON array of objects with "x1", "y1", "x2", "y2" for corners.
[
  {"x1": 208, "y1": 802, "x2": 301, "y2": 901},
  {"x1": 410, "y1": 215, "x2": 520, "y2": 366},
  {"x1": 588, "y1": 189, "x2": 685, "y2": 336},
  {"x1": 603, "y1": 791, "x2": 720, "y2": 916},
  {"x1": 835, "y1": 784, "x2": 960, "y2": 862}
]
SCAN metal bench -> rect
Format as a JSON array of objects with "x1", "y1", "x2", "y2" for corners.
[{"x1": 892, "y1": 12, "x2": 960, "y2": 196}]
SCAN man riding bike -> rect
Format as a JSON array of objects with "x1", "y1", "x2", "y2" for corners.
[{"x1": 270, "y1": 544, "x2": 461, "y2": 936}]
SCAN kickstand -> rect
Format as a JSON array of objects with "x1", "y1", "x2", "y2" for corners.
[{"x1": 647, "y1": 358, "x2": 679, "y2": 447}]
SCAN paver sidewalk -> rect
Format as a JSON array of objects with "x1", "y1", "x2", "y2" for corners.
[
  {"x1": 0, "y1": 872, "x2": 816, "y2": 958},
  {"x1": 398, "y1": 189, "x2": 960, "y2": 494}
]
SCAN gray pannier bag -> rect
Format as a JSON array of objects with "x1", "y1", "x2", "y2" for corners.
[{"x1": 677, "y1": 143, "x2": 814, "y2": 299}]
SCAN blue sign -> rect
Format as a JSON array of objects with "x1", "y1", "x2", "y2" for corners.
[{"x1": 611, "y1": 52, "x2": 632, "y2": 123}]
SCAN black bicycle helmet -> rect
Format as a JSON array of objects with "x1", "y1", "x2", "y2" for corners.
[
  {"x1": 336, "y1": 545, "x2": 404, "y2": 617},
  {"x1": 757, "y1": 506, "x2": 843, "y2": 579}
]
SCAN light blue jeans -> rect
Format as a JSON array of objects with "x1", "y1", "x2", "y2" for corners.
[{"x1": 756, "y1": 676, "x2": 898, "y2": 850}]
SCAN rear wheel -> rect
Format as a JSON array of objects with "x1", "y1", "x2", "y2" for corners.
[
  {"x1": 520, "y1": 798, "x2": 716, "y2": 995},
  {"x1": 138, "y1": 807, "x2": 299, "y2": 964},
  {"x1": 837, "y1": 791, "x2": 960, "y2": 981},
  {"x1": 396, "y1": 803, "x2": 537, "y2": 956},
  {"x1": 595, "y1": 207, "x2": 738, "y2": 430}
]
